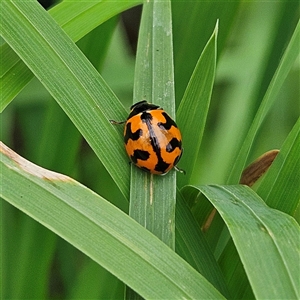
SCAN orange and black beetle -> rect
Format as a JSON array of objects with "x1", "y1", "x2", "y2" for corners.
[{"x1": 111, "y1": 100, "x2": 184, "y2": 175}]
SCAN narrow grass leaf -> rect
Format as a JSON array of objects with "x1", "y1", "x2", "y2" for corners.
[
  {"x1": 0, "y1": 142, "x2": 225, "y2": 299},
  {"x1": 184, "y1": 184, "x2": 300, "y2": 300},
  {"x1": 172, "y1": 1, "x2": 241, "y2": 102},
  {"x1": 227, "y1": 19, "x2": 300, "y2": 184},
  {"x1": 209, "y1": 2, "x2": 291, "y2": 185},
  {"x1": 177, "y1": 21, "x2": 218, "y2": 187},
  {"x1": 0, "y1": 0, "x2": 141, "y2": 111},
  {"x1": 129, "y1": 0, "x2": 176, "y2": 249},
  {"x1": 1, "y1": 1, "x2": 130, "y2": 198},
  {"x1": 50, "y1": 1, "x2": 141, "y2": 42},
  {"x1": 217, "y1": 238, "x2": 254, "y2": 300},
  {"x1": 257, "y1": 117, "x2": 300, "y2": 216},
  {"x1": 0, "y1": 43, "x2": 34, "y2": 108},
  {"x1": 176, "y1": 190, "x2": 230, "y2": 298}
]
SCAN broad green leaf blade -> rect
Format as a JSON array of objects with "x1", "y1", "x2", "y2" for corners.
[
  {"x1": 0, "y1": 0, "x2": 141, "y2": 111},
  {"x1": 1, "y1": 1, "x2": 130, "y2": 198},
  {"x1": 227, "y1": 18, "x2": 300, "y2": 184},
  {"x1": 257, "y1": 117, "x2": 300, "y2": 216},
  {"x1": 50, "y1": 1, "x2": 141, "y2": 43},
  {"x1": 177, "y1": 21, "x2": 218, "y2": 187},
  {"x1": 183, "y1": 184, "x2": 299, "y2": 300},
  {"x1": 77, "y1": 16, "x2": 118, "y2": 71},
  {"x1": 129, "y1": 0, "x2": 176, "y2": 248},
  {"x1": 0, "y1": 142, "x2": 225, "y2": 299}
]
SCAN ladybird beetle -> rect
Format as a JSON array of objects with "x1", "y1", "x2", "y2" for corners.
[{"x1": 111, "y1": 100, "x2": 185, "y2": 175}]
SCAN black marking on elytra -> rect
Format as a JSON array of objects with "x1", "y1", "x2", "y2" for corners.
[
  {"x1": 157, "y1": 112, "x2": 178, "y2": 130},
  {"x1": 140, "y1": 111, "x2": 171, "y2": 173},
  {"x1": 166, "y1": 138, "x2": 182, "y2": 153},
  {"x1": 131, "y1": 150, "x2": 150, "y2": 163},
  {"x1": 154, "y1": 159, "x2": 170, "y2": 173},
  {"x1": 124, "y1": 122, "x2": 142, "y2": 144}
]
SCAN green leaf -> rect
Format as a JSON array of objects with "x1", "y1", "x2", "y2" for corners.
[
  {"x1": 177, "y1": 21, "x2": 218, "y2": 187},
  {"x1": 0, "y1": 43, "x2": 34, "y2": 109},
  {"x1": 49, "y1": 1, "x2": 141, "y2": 42},
  {"x1": 257, "y1": 117, "x2": 300, "y2": 217},
  {"x1": 0, "y1": 142, "x2": 225, "y2": 299},
  {"x1": 1, "y1": 0, "x2": 130, "y2": 198},
  {"x1": 183, "y1": 184, "x2": 300, "y2": 300},
  {"x1": 175, "y1": 190, "x2": 230, "y2": 298},
  {"x1": 172, "y1": 1, "x2": 241, "y2": 102},
  {"x1": 199, "y1": 2, "x2": 298, "y2": 185},
  {"x1": 129, "y1": 0, "x2": 176, "y2": 249},
  {"x1": 227, "y1": 18, "x2": 300, "y2": 184},
  {"x1": 0, "y1": 0, "x2": 141, "y2": 111},
  {"x1": 69, "y1": 259, "x2": 123, "y2": 299}
]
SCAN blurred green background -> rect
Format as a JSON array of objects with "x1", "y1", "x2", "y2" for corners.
[{"x1": 1, "y1": 1, "x2": 299, "y2": 298}]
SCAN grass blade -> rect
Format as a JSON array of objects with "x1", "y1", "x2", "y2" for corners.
[
  {"x1": 172, "y1": 1, "x2": 240, "y2": 102},
  {"x1": 0, "y1": 142, "x2": 225, "y2": 299},
  {"x1": 185, "y1": 184, "x2": 300, "y2": 300},
  {"x1": 129, "y1": 0, "x2": 176, "y2": 248},
  {"x1": 177, "y1": 21, "x2": 218, "y2": 187},
  {"x1": 227, "y1": 18, "x2": 300, "y2": 184},
  {"x1": 257, "y1": 117, "x2": 300, "y2": 216},
  {"x1": 0, "y1": 0, "x2": 141, "y2": 111},
  {"x1": 1, "y1": 0, "x2": 130, "y2": 198},
  {"x1": 176, "y1": 190, "x2": 230, "y2": 298}
]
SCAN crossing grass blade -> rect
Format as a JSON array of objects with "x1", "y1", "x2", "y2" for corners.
[
  {"x1": 177, "y1": 21, "x2": 218, "y2": 187},
  {"x1": 182, "y1": 184, "x2": 300, "y2": 300},
  {"x1": 1, "y1": 0, "x2": 131, "y2": 198},
  {"x1": 0, "y1": 0, "x2": 141, "y2": 111},
  {"x1": 0, "y1": 142, "x2": 225, "y2": 299}
]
